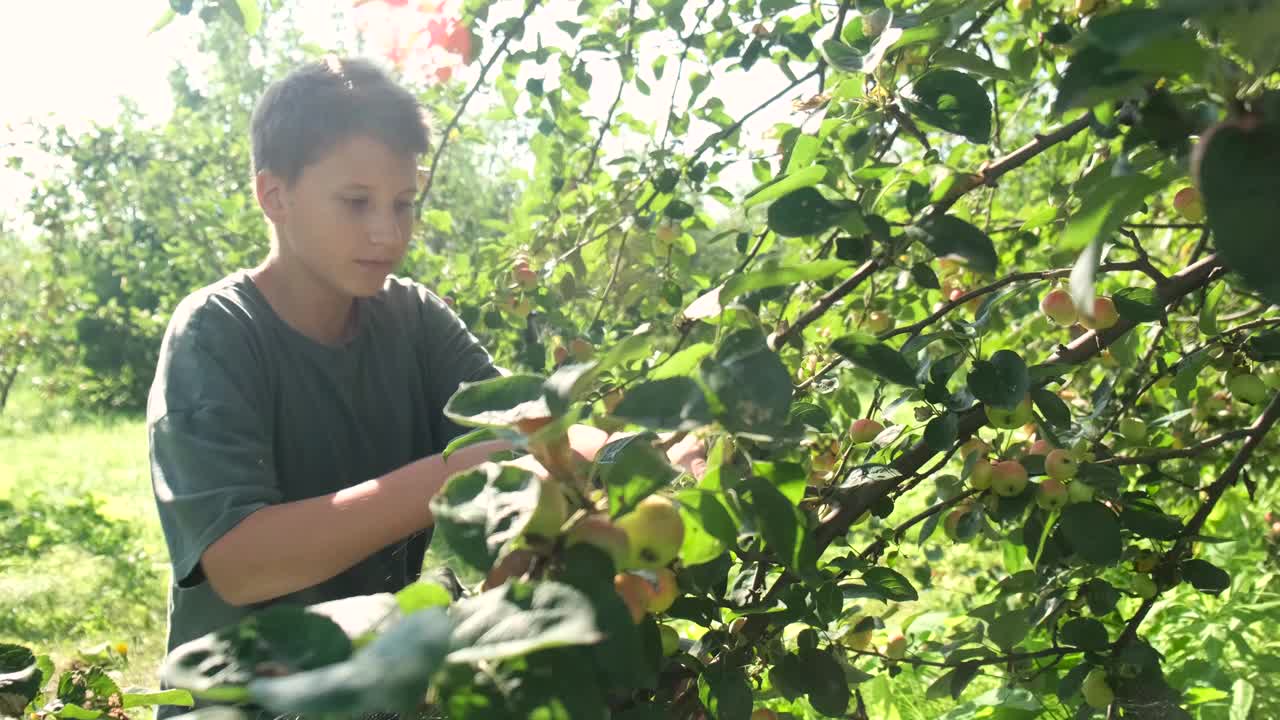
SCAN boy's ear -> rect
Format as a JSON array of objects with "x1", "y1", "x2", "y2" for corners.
[{"x1": 255, "y1": 170, "x2": 288, "y2": 224}]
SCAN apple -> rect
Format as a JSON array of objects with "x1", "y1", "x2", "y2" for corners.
[
  {"x1": 1068, "y1": 481, "x2": 1095, "y2": 503},
  {"x1": 867, "y1": 311, "x2": 894, "y2": 333},
  {"x1": 1133, "y1": 574, "x2": 1158, "y2": 599},
  {"x1": 1270, "y1": 521, "x2": 1280, "y2": 540},
  {"x1": 565, "y1": 515, "x2": 632, "y2": 570},
  {"x1": 1074, "y1": 0, "x2": 1099, "y2": 16},
  {"x1": 944, "y1": 506, "x2": 970, "y2": 541},
  {"x1": 604, "y1": 388, "x2": 625, "y2": 414},
  {"x1": 1026, "y1": 438, "x2": 1053, "y2": 456},
  {"x1": 750, "y1": 710, "x2": 779, "y2": 720},
  {"x1": 553, "y1": 344, "x2": 569, "y2": 365},
  {"x1": 1262, "y1": 366, "x2": 1280, "y2": 390},
  {"x1": 1040, "y1": 288, "x2": 1077, "y2": 326},
  {"x1": 884, "y1": 632, "x2": 907, "y2": 660},
  {"x1": 523, "y1": 477, "x2": 569, "y2": 540},
  {"x1": 1228, "y1": 371, "x2": 1269, "y2": 405},
  {"x1": 812, "y1": 439, "x2": 840, "y2": 473},
  {"x1": 570, "y1": 337, "x2": 594, "y2": 362},
  {"x1": 1081, "y1": 668, "x2": 1114, "y2": 708},
  {"x1": 659, "y1": 624, "x2": 680, "y2": 656},
  {"x1": 862, "y1": 6, "x2": 891, "y2": 36},
  {"x1": 969, "y1": 460, "x2": 994, "y2": 490},
  {"x1": 1173, "y1": 186, "x2": 1205, "y2": 222},
  {"x1": 986, "y1": 395, "x2": 1034, "y2": 429},
  {"x1": 512, "y1": 259, "x2": 537, "y2": 290},
  {"x1": 1118, "y1": 418, "x2": 1147, "y2": 444},
  {"x1": 1133, "y1": 550, "x2": 1159, "y2": 574},
  {"x1": 1037, "y1": 478, "x2": 1069, "y2": 511},
  {"x1": 850, "y1": 418, "x2": 884, "y2": 444},
  {"x1": 615, "y1": 573, "x2": 655, "y2": 623},
  {"x1": 646, "y1": 567, "x2": 679, "y2": 613},
  {"x1": 616, "y1": 495, "x2": 685, "y2": 569},
  {"x1": 846, "y1": 618, "x2": 873, "y2": 651},
  {"x1": 991, "y1": 460, "x2": 1028, "y2": 497},
  {"x1": 1079, "y1": 297, "x2": 1119, "y2": 331},
  {"x1": 482, "y1": 549, "x2": 536, "y2": 591},
  {"x1": 1015, "y1": 0, "x2": 1032, "y2": 11},
  {"x1": 960, "y1": 438, "x2": 990, "y2": 460},
  {"x1": 656, "y1": 222, "x2": 680, "y2": 246},
  {"x1": 1044, "y1": 449, "x2": 1078, "y2": 481}
]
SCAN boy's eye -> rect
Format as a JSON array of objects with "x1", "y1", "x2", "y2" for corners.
[
  {"x1": 396, "y1": 200, "x2": 414, "y2": 213},
  {"x1": 344, "y1": 197, "x2": 369, "y2": 210}
]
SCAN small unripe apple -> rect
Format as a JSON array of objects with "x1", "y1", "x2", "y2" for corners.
[
  {"x1": 1037, "y1": 478, "x2": 1069, "y2": 511},
  {"x1": 1014, "y1": 0, "x2": 1032, "y2": 11},
  {"x1": 959, "y1": 438, "x2": 990, "y2": 460},
  {"x1": 991, "y1": 460, "x2": 1028, "y2": 497},
  {"x1": 850, "y1": 418, "x2": 884, "y2": 444},
  {"x1": 646, "y1": 567, "x2": 679, "y2": 613},
  {"x1": 944, "y1": 506, "x2": 970, "y2": 541},
  {"x1": 553, "y1": 344, "x2": 569, "y2": 365},
  {"x1": 1172, "y1": 186, "x2": 1205, "y2": 222},
  {"x1": 1026, "y1": 438, "x2": 1053, "y2": 456},
  {"x1": 1068, "y1": 481, "x2": 1095, "y2": 504},
  {"x1": 750, "y1": 710, "x2": 779, "y2": 720},
  {"x1": 482, "y1": 548, "x2": 536, "y2": 591},
  {"x1": 1118, "y1": 417, "x2": 1147, "y2": 444},
  {"x1": 867, "y1": 311, "x2": 894, "y2": 333},
  {"x1": 1261, "y1": 366, "x2": 1280, "y2": 390},
  {"x1": 1228, "y1": 371, "x2": 1269, "y2": 405},
  {"x1": 1044, "y1": 449, "x2": 1078, "y2": 481},
  {"x1": 512, "y1": 261, "x2": 537, "y2": 290},
  {"x1": 1132, "y1": 574, "x2": 1158, "y2": 600},
  {"x1": 656, "y1": 222, "x2": 680, "y2": 246},
  {"x1": 884, "y1": 632, "x2": 907, "y2": 659},
  {"x1": 615, "y1": 573, "x2": 655, "y2": 623},
  {"x1": 969, "y1": 460, "x2": 994, "y2": 490},
  {"x1": 1040, "y1": 288, "x2": 1077, "y2": 327},
  {"x1": 1079, "y1": 297, "x2": 1119, "y2": 330},
  {"x1": 565, "y1": 515, "x2": 632, "y2": 570},
  {"x1": 570, "y1": 337, "x2": 594, "y2": 362},
  {"x1": 616, "y1": 495, "x2": 685, "y2": 569},
  {"x1": 523, "y1": 477, "x2": 569, "y2": 540},
  {"x1": 659, "y1": 624, "x2": 680, "y2": 656},
  {"x1": 986, "y1": 395, "x2": 1034, "y2": 429},
  {"x1": 1133, "y1": 550, "x2": 1159, "y2": 574},
  {"x1": 846, "y1": 619, "x2": 873, "y2": 650},
  {"x1": 1081, "y1": 668, "x2": 1115, "y2": 708}
]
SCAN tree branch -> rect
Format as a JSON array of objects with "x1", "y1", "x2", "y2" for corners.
[
  {"x1": 770, "y1": 258, "x2": 883, "y2": 350},
  {"x1": 1098, "y1": 428, "x2": 1252, "y2": 467}
]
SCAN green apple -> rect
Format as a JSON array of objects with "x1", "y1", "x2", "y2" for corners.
[
  {"x1": 1133, "y1": 550, "x2": 1159, "y2": 574},
  {"x1": 1044, "y1": 449, "x2": 1078, "y2": 481},
  {"x1": 1067, "y1": 481, "x2": 1095, "y2": 504},
  {"x1": 523, "y1": 477, "x2": 569, "y2": 540},
  {"x1": 1081, "y1": 668, "x2": 1115, "y2": 708},
  {"x1": 645, "y1": 567, "x2": 679, "y2": 613},
  {"x1": 616, "y1": 495, "x2": 686, "y2": 569},
  {"x1": 991, "y1": 460, "x2": 1028, "y2": 497},
  {"x1": 565, "y1": 514, "x2": 631, "y2": 570},
  {"x1": 1037, "y1": 478, "x2": 1069, "y2": 511},
  {"x1": 1133, "y1": 574, "x2": 1158, "y2": 599},
  {"x1": 1228, "y1": 371, "x2": 1269, "y2": 405},
  {"x1": 850, "y1": 418, "x2": 884, "y2": 444},
  {"x1": 1040, "y1": 288, "x2": 1077, "y2": 326},
  {"x1": 959, "y1": 438, "x2": 990, "y2": 461},
  {"x1": 969, "y1": 460, "x2": 994, "y2": 491},
  {"x1": 1262, "y1": 366, "x2": 1280, "y2": 390},
  {"x1": 1118, "y1": 418, "x2": 1147, "y2": 444},
  {"x1": 986, "y1": 395, "x2": 1034, "y2": 429},
  {"x1": 884, "y1": 632, "x2": 907, "y2": 659},
  {"x1": 659, "y1": 624, "x2": 680, "y2": 656},
  {"x1": 867, "y1": 311, "x2": 894, "y2": 333}
]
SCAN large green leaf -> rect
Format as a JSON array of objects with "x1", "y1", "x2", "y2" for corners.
[
  {"x1": 1198, "y1": 117, "x2": 1280, "y2": 306},
  {"x1": 427, "y1": 463, "x2": 542, "y2": 573},
  {"x1": 766, "y1": 187, "x2": 848, "y2": 237},
  {"x1": 1060, "y1": 173, "x2": 1169, "y2": 251},
  {"x1": 744, "y1": 475, "x2": 818, "y2": 580},
  {"x1": 907, "y1": 214, "x2": 998, "y2": 275},
  {"x1": 445, "y1": 374, "x2": 552, "y2": 428},
  {"x1": 1181, "y1": 558, "x2": 1231, "y2": 595},
  {"x1": 830, "y1": 333, "x2": 920, "y2": 387},
  {"x1": 967, "y1": 351, "x2": 1029, "y2": 410},
  {"x1": 447, "y1": 581, "x2": 602, "y2": 664},
  {"x1": 610, "y1": 377, "x2": 713, "y2": 431},
  {"x1": 676, "y1": 489, "x2": 736, "y2": 566},
  {"x1": 701, "y1": 327, "x2": 793, "y2": 438},
  {"x1": 1060, "y1": 502, "x2": 1123, "y2": 566},
  {"x1": 595, "y1": 432, "x2": 680, "y2": 517},
  {"x1": 903, "y1": 70, "x2": 992, "y2": 143},
  {"x1": 720, "y1": 260, "x2": 852, "y2": 303},
  {"x1": 698, "y1": 664, "x2": 753, "y2": 720},
  {"x1": 743, "y1": 165, "x2": 828, "y2": 208}
]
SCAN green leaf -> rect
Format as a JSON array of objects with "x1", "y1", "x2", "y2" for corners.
[
  {"x1": 676, "y1": 489, "x2": 737, "y2": 565},
  {"x1": 663, "y1": 199, "x2": 696, "y2": 220},
  {"x1": 701, "y1": 328, "x2": 793, "y2": 438},
  {"x1": 1114, "y1": 286, "x2": 1164, "y2": 322},
  {"x1": 903, "y1": 70, "x2": 992, "y2": 143},
  {"x1": 610, "y1": 377, "x2": 713, "y2": 431},
  {"x1": 1061, "y1": 173, "x2": 1168, "y2": 251},
  {"x1": 1031, "y1": 387, "x2": 1071, "y2": 427},
  {"x1": 925, "y1": 412, "x2": 959, "y2": 453},
  {"x1": 1199, "y1": 119, "x2": 1280, "y2": 306},
  {"x1": 820, "y1": 39, "x2": 864, "y2": 73},
  {"x1": 1054, "y1": 45, "x2": 1146, "y2": 113},
  {"x1": 830, "y1": 333, "x2": 920, "y2": 387},
  {"x1": 798, "y1": 649, "x2": 852, "y2": 715},
  {"x1": 596, "y1": 433, "x2": 680, "y2": 517},
  {"x1": 1061, "y1": 617, "x2": 1110, "y2": 650},
  {"x1": 1199, "y1": 283, "x2": 1225, "y2": 336},
  {"x1": 743, "y1": 165, "x2": 828, "y2": 208},
  {"x1": 555, "y1": 545, "x2": 652, "y2": 689},
  {"x1": 219, "y1": 0, "x2": 262, "y2": 34},
  {"x1": 930, "y1": 48, "x2": 1015, "y2": 81},
  {"x1": 911, "y1": 262, "x2": 941, "y2": 289},
  {"x1": 248, "y1": 608, "x2": 451, "y2": 716},
  {"x1": 766, "y1": 187, "x2": 846, "y2": 237},
  {"x1": 395, "y1": 582, "x2": 454, "y2": 613},
  {"x1": 442, "y1": 427, "x2": 498, "y2": 460},
  {"x1": 1060, "y1": 502, "x2": 1123, "y2": 566},
  {"x1": 787, "y1": 402, "x2": 831, "y2": 432},
  {"x1": 120, "y1": 689, "x2": 195, "y2": 710},
  {"x1": 1120, "y1": 507, "x2": 1183, "y2": 540},
  {"x1": 907, "y1": 214, "x2": 998, "y2": 275},
  {"x1": 927, "y1": 665, "x2": 980, "y2": 701},
  {"x1": 1181, "y1": 558, "x2": 1231, "y2": 595},
  {"x1": 447, "y1": 581, "x2": 602, "y2": 663},
  {"x1": 445, "y1": 374, "x2": 552, "y2": 428},
  {"x1": 863, "y1": 567, "x2": 919, "y2": 601},
  {"x1": 967, "y1": 351, "x2": 1030, "y2": 410},
  {"x1": 698, "y1": 665, "x2": 753, "y2": 720},
  {"x1": 1070, "y1": 239, "x2": 1102, "y2": 320},
  {"x1": 744, "y1": 475, "x2": 818, "y2": 579},
  {"x1": 1231, "y1": 679, "x2": 1255, "y2": 720},
  {"x1": 721, "y1": 260, "x2": 851, "y2": 303},
  {"x1": 988, "y1": 609, "x2": 1032, "y2": 650},
  {"x1": 1083, "y1": 579, "x2": 1121, "y2": 616},
  {"x1": 428, "y1": 463, "x2": 542, "y2": 573}
]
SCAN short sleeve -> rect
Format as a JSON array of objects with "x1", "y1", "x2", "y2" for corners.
[
  {"x1": 148, "y1": 301, "x2": 282, "y2": 586},
  {"x1": 416, "y1": 288, "x2": 501, "y2": 449}
]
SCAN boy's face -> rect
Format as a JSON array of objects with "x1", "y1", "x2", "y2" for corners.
[{"x1": 258, "y1": 133, "x2": 420, "y2": 298}]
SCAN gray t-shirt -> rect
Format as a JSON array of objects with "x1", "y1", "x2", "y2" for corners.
[{"x1": 146, "y1": 269, "x2": 497, "y2": 716}]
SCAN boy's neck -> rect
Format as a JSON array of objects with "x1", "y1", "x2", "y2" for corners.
[{"x1": 248, "y1": 256, "x2": 359, "y2": 347}]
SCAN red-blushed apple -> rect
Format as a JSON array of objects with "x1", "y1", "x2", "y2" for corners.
[
  {"x1": 991, "y1": 460, "x2": 1028, "y2": 497},
  {"x1": 482, "y1": 549, "x2": 536, "y2": 591},
  {"x1": 884, "y1": 632, "x2": 907, "y2": 659},
  {"x1": 616, "y1": 495, "x2": 685, "y2": 569},
  {"x1": 570, "y1": 337, "x2": 594, "y2": 362},
  {"x1": 645, "y1": 568, "x2": 679, "y2": 613},
  {"x1": 1037, "y1": 478, "x2": 1068, "y2": 511},
  {"x1": 553, "y1": 344, "x2": 569, "y2": 365},
  {"x1": 1045, "y1": 449, "x2": 1078, "y2": 481},
  {"x1": 944, "y1": 506, "x2": 971, "y2": 541},
  {"x1": 969, "y1": 460, "x2": 994, "y2": 490},
  {"x1": 614, "y1": 573, "x2": 655, "y2": 623},
  {"x1": 1172, "y1": 186, "x2": 1205, "y2": 222},
  {"x1": 1026, "y1": 438, "x2": 1053, "y2": 456},
  {"x1": 986, "y1": 395, "x2": 1034, "y2": 429},
  {"x1": 1081, "y1": 668, "x2": 1114, "y2": 708},
  {"x1": 1079, "y1": 296, "x2": 1119, "y2": 330},
  {"x1": 1040, "y1": 288, "x2": 1077, "y2": 326},
  {"x1": 850, "y1": 418, "x2": 884, "y2": 444},
  {"x1": 512, "y1": 258, "x2": 537, "y2": 290},
  {"x1": 565, "y1": 514, "x2": 631, "y2": 570}
]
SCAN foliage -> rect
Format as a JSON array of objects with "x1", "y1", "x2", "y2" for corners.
[{"x1": 9, "y1": 0, "x2": 1280, "y2": 717}]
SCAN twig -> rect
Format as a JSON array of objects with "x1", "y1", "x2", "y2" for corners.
[
  {"x1": 770, "y1": 258, "x2": 883, "y2": 350},
  {"x1": 1098, "y1": 429, "x2": 1252, "y2": 466}
]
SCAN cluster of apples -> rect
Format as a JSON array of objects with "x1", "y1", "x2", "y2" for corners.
[
  {"x1": 1040, "y1": 287, "x2": 1119, "y2": 331},
  {"x1": 496, "y1": 255, "x2": 539, "y2": 318},
  {"x1": 1266, "y1": 511, "x2": 1280, "y2": 544}
]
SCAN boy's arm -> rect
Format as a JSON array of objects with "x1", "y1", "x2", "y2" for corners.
[{"x1": 201, "y1": 425, "x2": 611, "y2": 607}]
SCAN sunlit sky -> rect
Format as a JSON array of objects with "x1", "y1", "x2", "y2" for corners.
[{"x1": 0, "y1": 0, "x2": 809, "y2": 239}]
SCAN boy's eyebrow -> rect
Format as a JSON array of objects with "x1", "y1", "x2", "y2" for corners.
[{"x1": 340, "y1": 183, "x2": 419, "y2": 195}]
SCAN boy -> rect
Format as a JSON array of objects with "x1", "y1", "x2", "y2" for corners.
[{"x1": 147, "y1": 56, "x2": 653, "y2": 717}]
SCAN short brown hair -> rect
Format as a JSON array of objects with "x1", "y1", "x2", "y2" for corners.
[{"x1": 250, "y1": 56, "x2": 430, "y2": 185}]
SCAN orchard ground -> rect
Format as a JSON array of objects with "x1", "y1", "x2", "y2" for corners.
[{"x1": 3, "y1": 374, "x2": 1279, "y2": 718}]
